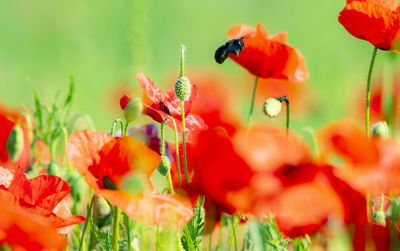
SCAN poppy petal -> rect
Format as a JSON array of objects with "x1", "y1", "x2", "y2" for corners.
[{"x1": 137, "y1": 72, "x2": 165, "y2": 107}]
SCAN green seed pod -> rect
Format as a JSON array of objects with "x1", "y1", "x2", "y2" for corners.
[
  {"x1": 124, "y1": 98, "x2": 143, "y2": 123},
  {"x1": 372, "y1": 121, "x2": 389, "y2": 138},
  {"x1": 6, "y1": 125, "x2": 24, "y2": 161},
  {"x1": 47, "y1": 161, "x2": 61, "y2": 176},
  {"x1": 263, "y1": 98, "x2": 282, "y2": 118},
  {"x1": 371, "y1": 210, "x2": 386, "y2": 227},
  {"x1": 174, "y1": 76, "x2": 191, "y2": 101},
  {"x1": 157, "y1": 156, "x2": 171, "y2": 176}
]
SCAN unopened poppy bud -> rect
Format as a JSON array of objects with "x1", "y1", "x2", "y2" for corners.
[
  {"x1": 263, "y1": 98, "x2": 282, "y2": 118},
  {"x1": 371, "y1": 210, "x2": 386, "y2": 226},
  {"x1": 372, "y1": 121, "x2": 389, "y2": 138},
  {"x1": 174, "y1": 76, "x2": 191, "y2": 101},
  {"x1": 124, "y1": 98, "x2": 143, "y2": 122},
  {"x1": 47, "y1": 161, "x2": 61, "y2": 176},
  {"x1": 6, "y1": 125, "x2": 24, "y2": 161},
  {"x1": 157, "y1": 156, "x2": 171, "y2": 176}
]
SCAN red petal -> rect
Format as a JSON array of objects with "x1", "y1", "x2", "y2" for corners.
[
  {"x1": 120, "y1": 94, "x2": 132, "y2": 110},
  {"x1": 137, "y1": 72, "x2": 165, "y2": 107}
]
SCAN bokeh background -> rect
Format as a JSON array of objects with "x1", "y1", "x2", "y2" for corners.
[{"x1": 0, "y1": 0, "x2": 396, "y2": 132}]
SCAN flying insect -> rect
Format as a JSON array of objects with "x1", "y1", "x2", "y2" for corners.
[{"x1": 214, "y1": 34, "x2": 252, "y2": 64}]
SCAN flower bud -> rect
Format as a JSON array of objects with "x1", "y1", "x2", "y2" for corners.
[
  {"x1": 174, "y1": 76, "x2": 191, "y2": 101},
  {"x1": 371, "y1": 210, "x2": 386, "y2": 227},
  {"x1": 47, "y1": 161, "x2": 61, "y2": 176},
  {"x1": 6, "y1": 125, "x2": 24, "y2": 161},
  {"x1": 157, "y1": 155, "x2": 171, "y2": 176},
  {"x1": 124, "y1": 98, "x2": 143, "y2": 123},
  {"x1": 372, "y1": 121, "x2": 389, "y2": 138},
  {"x1": 263, "y1": 98, "x2": 282, "y2": 118}
]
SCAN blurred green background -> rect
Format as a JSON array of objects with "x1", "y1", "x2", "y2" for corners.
[{"x1": 0, "y1": 0, "x2": 393, "y2": 131}]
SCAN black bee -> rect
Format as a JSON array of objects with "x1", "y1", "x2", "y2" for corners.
[{"x1": 215, "y1": 33, "x2": 255, "y2": 64}]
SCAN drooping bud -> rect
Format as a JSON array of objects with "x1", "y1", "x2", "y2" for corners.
[
  {"x1": 174, "y1": 76, "x2": 191, "y2": 101},
  {"x1": 263, "y1": 98, "x2": 282, "y2": 118},
  {"x1": 371, "y1": 210, "x2": 386, "y2": 226},
  {"x1": 123, "y1": 97, "x2": 143, "y2": 122},
  {"x1": 372, "y1": 121, "x2": 389, "y2": 138},
  {"x1": 6, "y1": 125, "x2": 24, "y2": 161},
  {"x1": 157, "y1": 155, "x2": 171, "y2": 176}
]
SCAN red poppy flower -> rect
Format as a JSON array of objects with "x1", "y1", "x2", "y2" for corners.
[
  {"x1": 226, "y1": 23, "x2": 309, "y2": 81},
  {"x1": 66, "y1": 129, "x2": 193, "y2": 228},
  {"x1": 0, "y1": 190, "x2": 67, "y2": 251},
  {"x1": 339, "y1": 0, "x2": 400, "y2": 50},
  {"x1": 0, "y1": 166, "x2": 85, "y2": 234},
  {"x1": 320, "y1": 120, "x2": 400, "y2": 197},
  {"x1": 230, "y1": 126, "x2": 344, "y2": 237},
  {"x1": 137, "y1": 72, "x2": 207, "y2": 143},
  {"x1": 0, "y1": 103, "x2": 30, "y2": 172}
]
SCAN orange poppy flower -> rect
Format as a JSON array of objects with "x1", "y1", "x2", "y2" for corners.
[
  {"x1": 0, "y1": 166, "x2": 85, "y2": 234},
  {"x1": 0, "y1": 189, "x2": 67, "y2": 251},
  {"x1": 320, "y1": 120, "x2": 400, "y2": 197},
  {"x1": 339, "y1": 0, "x2": 400, "y2": 50},
  {"x1": 0, "y1": 103, "x2": 30, "y2": 172},
  {"x1": 226, "y1": 23, "x2": 309, "y2": 81},
  {"x1": 66, "y1": 129, "x2": 193, "y2": 228},
  {"x1": 137, "y1": 72, "x2": 207, "y2": 143}
]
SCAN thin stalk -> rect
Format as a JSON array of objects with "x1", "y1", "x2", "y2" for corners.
[
  {"x1": 180, "y1": 45, "x2": 185, "y2": 77},
  {"x1": 246, "y1": 76, "x2": 258, "y2": 132},
  {"x1": 366, "y1": 47, "x2": 378, "y2": 138},
  {"x1": 110, "y1": 119, "x2": 124, "y2": 136},
  {"x1": 180, "y1": 101, "x2": 189, "y2": 185},
  {"x1": 161, "y1": 116, "x2": 181, "y2": 188},
  {"x1": 278, "y1": 96, "x2": 290, "y2": 136},
  {"x1": 112, "y1": 207, "x2": 121, "y2": 251},
  {"x1": 303, "y1": 127, "x2": 320, "y2": 162},
  {"x1": 78, "y1": 195, "x2": 95, "y2": 251},
  {"x1": 367, "y1": 192, "x2": 371, "y2": 222},
  {"x1": 231, "y1": 215, "x2": 238, "y2": 251}
]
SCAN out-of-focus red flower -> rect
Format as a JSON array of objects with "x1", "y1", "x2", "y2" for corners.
[
  {"x1": 0, "y1": 103, "x2": 30, "y2": 172},
  {"x1": 186, "y1": 70, "x2": 243, "y2": 136},
  {"x1": 137, "y1": 72, "x2": 207, "y2": 143},
  {"x1": 227, "y1": 23, "x2": 309, "y2": 81},
  {"x1": 0, "y1": 189, "x2": 67, "y2": 251},
  {"x1": 231, "y1": 126, "x2": 344, "y2": 237},
  {"x1": 339, "y1": 0, "x2": 400, "y2": 51},
  {"x1": 320, "y1": 120, "x2": 400, "y2": 197},
  {"x1": 172, "y1": 123, "x2": 344, "y2": 237},
  {"x1": 0, "y1": 166, "x2": 85, "y2": 234},
  {"x1": 66, "y1": 129, "x2": 193, "y2": 228}
]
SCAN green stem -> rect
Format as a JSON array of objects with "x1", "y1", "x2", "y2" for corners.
[
  {"x1": 246, "y1": 76, "x2": 258, "y2": 132},
  {"x1": 366, "y1": 47, "x2": 378, "y2": 138},
  {"x1": 379, "y1": 193, "x2": 384, "y2": 211},
  {"x1": 110, "y1": 119, "x2": 125, "y2": 136},
  {"x1": 161, "y1": 117, "x2": 181, "y2": 187},
  {"x1": 112, "y1": 207, "x2": 121, "y2": 251},
  {"x1": 78, "y1": 194, "x2": 95, "y2": 251},
  {"x1": 231, "y1": 215, "x2": 238, "y2": 251},
  {"x1": 278, "y1": 96, "x2": 290, "y2": 136},
  {"x1": 180, "y1": 101, "x2": 189, "y2": 185},
  {"x1": 124, "y1": 121, "x2": 129, "y2": 137},
  {"x1": 180, "y1": 45, "x2": 185, "y2": 77}
]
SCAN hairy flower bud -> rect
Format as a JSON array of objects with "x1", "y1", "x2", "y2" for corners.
[
  {"x1": 174, "y1": 76, "x2": 191, "y2": 101},
  {"x1": 124, "y1": 98, "x2": 143, "y2": 122},
  {"x1": 263, "y1": 98, "x2": 282, "y2": 118},
  {"x1": 157, "y1": 156, "x2": 171, "y2": 176},
  {"x1": 6, "y1": 125, "x2": 24, "y2": 161},
  {"x1": 371, "y1": 210, "x2": 386, "y2": 227},
  {"x1": 372, "y1": 121, "x2": 389, "y2": 138}
]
